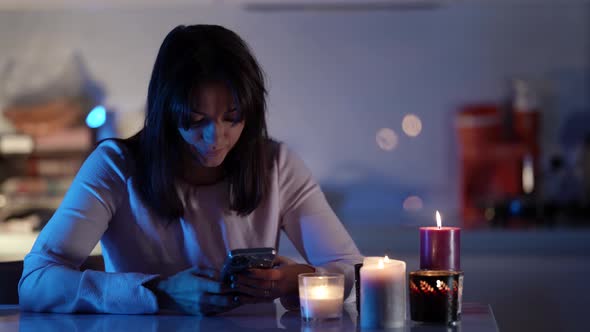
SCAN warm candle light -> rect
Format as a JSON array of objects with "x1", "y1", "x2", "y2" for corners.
[
  {"x1": 310, "y1": 285, "x2": 329, "y2": 299},
  {"x1": 409, "y1": 270, "x2": 462, "y2": 323},
  {"x1": 416, "y1": 212, "x2": 463, "y2": 323},
  {"x1": 298, "y1": 273, "x2": 344, "y2": 321},
  {"x1": 360, "y1": 258, "x2": 406, "y2": 328},
  {"x1": 420, "y1": 210, "x2": 461, "y2": 270}
]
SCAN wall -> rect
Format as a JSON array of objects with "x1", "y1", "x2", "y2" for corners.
[
  {"x1": 1, "y1": 3, "x2": 590, "y2": 331},
  {"x1": 1, "y1": 2, "x2": 588, "y2": 225}
]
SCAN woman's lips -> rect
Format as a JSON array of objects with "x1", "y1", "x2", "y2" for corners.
[
  {"x1": 205, "y1": 148, "x2": 225, "y2": 157},
  {"x1": 189, "y1": 145, "x2": 225, "y2": 159}
]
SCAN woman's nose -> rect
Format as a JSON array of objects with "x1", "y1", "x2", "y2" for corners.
[{"x1": 202, "y1": 122, "x2": 224, "y2": 145}]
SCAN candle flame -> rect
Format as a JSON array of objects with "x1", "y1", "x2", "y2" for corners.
[
  {"x1": 311, "y1": 285, "x2": 329, "y2": 299},
  {"x1": 378, "y1": 259, "x2": 384, "y2": 269},
  {"x1": 436, "y1": 210, "x2": 442, "y2": 228},
  {"x1": 384, "y1": 255, "x2": 390, "y2": 263}
]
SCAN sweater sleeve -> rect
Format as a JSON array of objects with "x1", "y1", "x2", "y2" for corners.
[
  {"x1": 278, "y1": 144, "x2": 363, "y2": 298},
  {"x1": 18, "y1": 141, "x2": 159, "y2": 314}
]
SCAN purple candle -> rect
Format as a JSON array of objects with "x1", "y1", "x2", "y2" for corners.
[{"x1": 420, "y1": 211, "x2": 461, "y2": 271}]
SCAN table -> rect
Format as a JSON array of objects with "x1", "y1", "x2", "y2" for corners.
[
  {"x1": 0, "y1": 232, "x2": 101, "y2": 262},
  {"x1": 0, "y1": 302, "x2": 498, "y2": 332}
]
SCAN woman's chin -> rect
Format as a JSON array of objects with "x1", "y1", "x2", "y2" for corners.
[
  {"x1": 200, "y1": 159, "x2": 224, "y2": 168},
  {"x1": 197, "y1": 154, "x2": 227, "y2": 168},
  {"x1": 187, "y1": 147, "x2": 226, "y2": 168}
]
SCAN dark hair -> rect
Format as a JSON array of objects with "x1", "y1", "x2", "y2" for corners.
[{"x1": 125, "y1": 24, "x2": 272, "y2": 220}]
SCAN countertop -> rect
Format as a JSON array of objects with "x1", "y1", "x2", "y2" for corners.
[{"x1": 0, "y1": 302, "x2": 498, "y2": 332}]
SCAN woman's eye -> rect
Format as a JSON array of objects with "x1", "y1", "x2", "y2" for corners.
[
  {"x1": 226, "y1": 109, "x2": 243, "y2": 123},
  {"x1": 190, "y1": 117, "x2": 206, "y2": 126},
  {"x1": 225, "y1": 117, "x2": 241, "y2": 123}
]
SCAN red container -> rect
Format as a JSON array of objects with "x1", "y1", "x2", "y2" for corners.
[
  {"x1": 456, "y1": 104, "x2": 502, "y2": 227},
  {"x1": 456, "y1": 104, "x2": 501, "y2": 157}
]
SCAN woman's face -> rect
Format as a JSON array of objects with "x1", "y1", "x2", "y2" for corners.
[{"x1": 178, "y1": 82, "x2": 245, "y2": 168}]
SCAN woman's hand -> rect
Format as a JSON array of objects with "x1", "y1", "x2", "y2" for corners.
[
  {"x1": 229, "y1": 256, "x2": 315, "y2": 310},
  {"x1": 148, "y1": 266, "x2": 256, "y2": 316}
]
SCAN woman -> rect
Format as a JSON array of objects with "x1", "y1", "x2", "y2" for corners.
[{"x1": 18, "y1": 25, "x2": 362, "y2": 315}]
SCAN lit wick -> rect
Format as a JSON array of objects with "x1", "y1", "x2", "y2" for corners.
[{"x1": 436, "y1": 210, "x2": 442, "y2": 230}]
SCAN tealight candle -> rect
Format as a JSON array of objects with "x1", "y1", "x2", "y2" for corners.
[
  {"x1": 409, "y1": 270, "x2": 463, "y2": 323},
  {"x1": 420, "y1": 211, "x2": 461, "y2": 271},
  {"x1": 298, "y1": 273, "x2": 344, "y2": 321},
  {"x1": 360, "y1": 257, "x2": 406, "y2": 329}
]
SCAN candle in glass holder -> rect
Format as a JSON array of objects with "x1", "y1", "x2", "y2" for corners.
[
  {"x1": 409, "y1": 270, "x2": 463, "y2": 324},
  {"x1": 360, "y1": 257, "x2": 406, "y2": 329},
  {"x1": 420, "y1": 211, "x2": 461, "y2": 270},
  {"x1": 298, "y1": 273, "x2": 344, "y2": 321}
]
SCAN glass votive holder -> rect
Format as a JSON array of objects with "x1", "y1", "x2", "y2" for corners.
[
  {"x1": 409, "y1": 270, "x2": 464, "y2": 324},
  {"x1": 298, "y1": 273, "x2": 345, "y2": 322}
]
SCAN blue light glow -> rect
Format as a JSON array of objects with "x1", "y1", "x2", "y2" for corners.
[
  {"x1": 86, "y1": 105, "x2": 106, "y2": 128},
  {"x1": 510, "y1": 200, "x2": 522, "y2": 215}
]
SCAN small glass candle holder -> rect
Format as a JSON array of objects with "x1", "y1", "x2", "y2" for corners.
[
  {"x1": 298, "y1": 273, "x2": 344, "y2": 322},
  {"x1": 409, "y1": 270, "x2": 464, "y2": 324}
]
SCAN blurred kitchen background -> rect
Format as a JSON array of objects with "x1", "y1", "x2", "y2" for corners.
[{"x1": 0, "y1": 0, "x2": 589, "y2": 331}]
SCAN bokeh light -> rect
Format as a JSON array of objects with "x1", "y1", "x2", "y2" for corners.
[
  {"x1": 86, "y1": 105, "x2": 107, "y2": 128},
  {"x1": 375, "y1": 128, "x2": 398, "y2": 151},
  {"x1": 402, "y1": 114, "x2": 422, "y2": 137},
  {"x1": 522, "y1": 155, "x2": 534, "y2": 194},
  {"x1": 403, "y1": 195, "x2": 423, "y2": 211}
]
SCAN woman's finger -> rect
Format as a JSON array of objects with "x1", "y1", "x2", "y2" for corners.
[
  {"x1": 189, "y1": 266, "x2": 220, "y2": 280},
  {"x1": 232, "y1": 274, "x2": 276, "y2": 290},
  {"x1": 231, "y1": 272, "x2": 283, "y2": 299},
  {"x1": 273, "y1": 255, "x2": 297, "y2": 267},
  {"x1": 232, "y1": 281, "x2": 279, "y2": 299},
  {"x1": 241, "y1": 268, "x2": 282, "y2": 281},
  {"x1": 179, "y1": 270, "x2": 232, "y2": 294},
  {"x1": 198, "y1": 277, "x2": 233, "y2": 294}
]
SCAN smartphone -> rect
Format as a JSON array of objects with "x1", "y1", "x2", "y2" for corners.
[{"x1": 221, "y1": 247, "x2": 276, "y2": 281}]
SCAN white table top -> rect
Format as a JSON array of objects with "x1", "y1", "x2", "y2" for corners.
[{"x1": 0, "y1": 302, "x2": 498, "y2": 332}]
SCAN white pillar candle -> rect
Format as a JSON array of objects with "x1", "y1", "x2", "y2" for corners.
[
  {"x1": 363, "y1": 256, "x2": 385, "y2": 265},
  {"x1": 360, "y1": 257, "x2": 406, "y2": 328}
]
